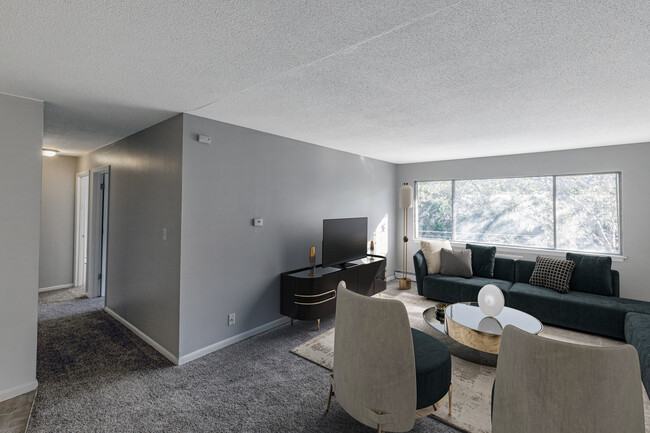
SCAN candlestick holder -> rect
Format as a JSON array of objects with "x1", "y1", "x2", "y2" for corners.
[{"x1": 308, "y1": 246, "x2": 316, "y2": 276}]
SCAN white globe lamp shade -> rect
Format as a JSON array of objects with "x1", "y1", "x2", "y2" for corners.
[
  {"x1": 478, "y1": 284, "x2": 505, "y2": 317},
  {"x1": 399, "y1": 183, "x2": 413, "y2": 208}
]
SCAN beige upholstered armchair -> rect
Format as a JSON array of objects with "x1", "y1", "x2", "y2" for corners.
[
  {"x1": 492, "y1": 325, "x2": 645, "y2": 433},
  {"x1": 327, "y1": 281, "x2": 452, "y2": 433}
]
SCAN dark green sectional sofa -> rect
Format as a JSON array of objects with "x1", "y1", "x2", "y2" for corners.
[
  {"x1": 414, "y1": 250, "x2": 650, "y2": 340},
  {"x1": 415, "y1": 248, "x2": 650, "y2": 398}
]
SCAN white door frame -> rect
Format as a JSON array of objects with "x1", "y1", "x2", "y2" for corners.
[
  {"x1": 73, "y1": 171, "x2": 90, "y2": 287},
  {"x1": 87, "y1": 166, "x2": 110, "y2": 298}
]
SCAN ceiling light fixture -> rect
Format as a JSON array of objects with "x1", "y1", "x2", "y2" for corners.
[{"x1": 42, "y1": 149, "x2": 59, "y2": 157}]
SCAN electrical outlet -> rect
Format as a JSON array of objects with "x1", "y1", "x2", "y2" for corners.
[{"x1": 228, "y1": 313, "x2": 236, "y2": 326}]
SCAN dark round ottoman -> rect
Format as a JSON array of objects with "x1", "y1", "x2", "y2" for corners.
[{"x1": 411, "y1": 328, "x2": 452, "y2": 409}]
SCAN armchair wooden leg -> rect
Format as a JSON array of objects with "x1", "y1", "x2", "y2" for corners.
[
  {"x1": 326, "y1": 372, "x2": 334, "y2": 412},
  {"x1": 448, "y1": 383, "x2": 453, "y2": 416},
  {"x1": 326, "y1": 384, "x2": 333, "y2": 411},
  {"x1": 377, "y1": 410, "x2": 382, "y2": 433}
]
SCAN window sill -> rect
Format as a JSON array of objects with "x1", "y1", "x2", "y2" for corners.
[{"x1": 413, "y1": 239, "x2": 626, "y2": 263}]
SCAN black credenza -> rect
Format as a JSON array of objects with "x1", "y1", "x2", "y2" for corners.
[{"x1": 280, "y1": 255, "x2": 386, "y2": 329}]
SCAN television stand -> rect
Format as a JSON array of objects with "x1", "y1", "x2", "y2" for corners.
[
  {"x1": 280, "y1": 255, "x2": 386, "y2": 329},
  {"x1": 334, "y1": 261, "x2": 362, "y2": 270}
]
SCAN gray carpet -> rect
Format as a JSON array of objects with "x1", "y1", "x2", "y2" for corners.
[
  {"x1": 38, "y1": 285, "x2": 87, "y2": 305},
  {"x1": 30, "y1": 288, "x2": 461, "y2": 433}
]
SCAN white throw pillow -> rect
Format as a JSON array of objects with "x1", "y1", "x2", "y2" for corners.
[{"x1": 420, "y1": 239, "x2": 452, "y2": 274}]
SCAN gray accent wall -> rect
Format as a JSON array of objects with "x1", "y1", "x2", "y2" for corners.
[
  {"x1": 0, "y1": 94, "x2": 42, "y2": 400},
  {"x1": 39, "y1": 155, "x2": 77, "y2": 289},
  {"x1": 179, "y1": 114, "x2": 397, "y2": 357},
  {"x1": 77, "y1": 114, "x2": 183, "y2": 357},
  {"x1": 397, "y1": 142, "x2": 650, "y2": 302}
]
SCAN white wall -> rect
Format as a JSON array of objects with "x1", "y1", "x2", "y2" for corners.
[
  {"x1": 179, "y1": 114, "x2": 397, "y2": 360},
  {"x1": 0, "y1": 93, "x2": 43, "y2": 401},
  {"x1": 77, "y1": 114, "x2": 183, "y2": 361},
  {"x1": 39, "y1": 155, "x2": 77, "y2": 290},
  {"x1": 397, "y1": 142, "x2": 650, "y2": 301}
]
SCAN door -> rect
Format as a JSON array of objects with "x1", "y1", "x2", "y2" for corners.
[
  {"x1": 74, "y1": 172, "x2": 89, "y2": 287},
  {"x1": 87, "y1": 166, "x2": 110, "y2": 299}
]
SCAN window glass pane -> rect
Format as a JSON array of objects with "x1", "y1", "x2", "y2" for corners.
[
  {"x1": 454, "y1": 177, "x2": 554, "y2": 248},
  {"x1": 415, "y1": 181, "x2": 452, "y2": 240},
  {"x1": 556, "y1": 173, "x2": 620, "y2": 253}
]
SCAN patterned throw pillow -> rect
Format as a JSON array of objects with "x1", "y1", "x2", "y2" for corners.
[{"x1": 529, "y1": 256, "x2": 576, "y2": 293}]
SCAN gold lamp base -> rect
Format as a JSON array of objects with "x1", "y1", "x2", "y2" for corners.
[{"x1": 399, "y1": 278, "x2": 411, "y2": 290}]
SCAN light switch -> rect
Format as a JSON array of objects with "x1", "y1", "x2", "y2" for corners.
[
  {"x1": 253, "y1": 218, "x2": 263, "y2": 227},
  {"x1": 162, "y1": 228, "x2": 167, "y2": 240}
]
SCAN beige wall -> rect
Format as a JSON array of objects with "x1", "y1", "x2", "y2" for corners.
[
  {"x1": 39, "y1": 155, "x2": 77, "y2": 289},
  {"x1": 77, "y1": 114, "x2": 183, "y2": 360},
  {"x1": 0, "y1": 93, "x2": 43, "y2": 401}
]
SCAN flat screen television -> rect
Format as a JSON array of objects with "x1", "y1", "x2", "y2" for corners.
[{"x1": 322, "y1": 217, "x2": 368, "y2": 268}]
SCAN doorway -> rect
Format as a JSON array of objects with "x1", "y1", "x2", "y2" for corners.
[
  {"x1": 74, "y1": 172, "x2": 89, "y2": 288},
  {"x1": 86, "y1": 166, "x2": 110, "y2": 299}
]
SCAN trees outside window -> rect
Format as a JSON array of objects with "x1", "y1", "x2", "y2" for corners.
[{"x1": 415, "y1": 173, "x2": 620, "y2": 254}]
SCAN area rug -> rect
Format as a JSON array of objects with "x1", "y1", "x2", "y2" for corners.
[{"x1": 291, "y1": 285, "x2": 650, "y2": 432}]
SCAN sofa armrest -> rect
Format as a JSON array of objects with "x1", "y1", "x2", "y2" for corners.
[
  {"x1": 612, "y1": 270, "x2": 620, "y2": 298},
  {"x1": 413, "y1": 250, "x2": 427, "y2": 296}
]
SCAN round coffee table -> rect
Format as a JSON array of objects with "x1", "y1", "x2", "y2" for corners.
[{"x1": 423, "y1": 302, "x2": 543, "y2": 354}]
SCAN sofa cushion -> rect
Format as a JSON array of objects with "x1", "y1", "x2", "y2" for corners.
[
  {"x1": 493, "y1": 257, "x2": 516, "y2": 282},
  {"x1": 529, "y1": 256, "x2": 575, "y2": 293},
  {"x1": 411, "y1": 328, "x2": 452, "y2": 409},
  {"x1": 466, "y1": 244, "x2": 497, "y2": 278},
  {"x1": 440, "y1": 248, "x2": 473, "y2": 278},
  {"x1": 624, "y1": 313, "x2": 650, "y2": 397},
  {"x1": 614, "y1": 298, "x2": 650, "y2": 317},
  {"x1": 423, "y1": 274, "x2": 512, "y2": 304},
  {"x1": 508, "y1": 282, "x2": 633, "y2": 339},
  {"x1": 625, "y1": 313, "x2": 650, "y2": 367},
  {"x1": 514, "y1": 260, "x2": 536, "y2": 283},
  {"x1": 566, "y1": 253, "x2": 614, "y2": 296},
  {"x1": 420, "y1": 239, "x2": 452, "y2": 274},
  {"x1": 413, "y1": 250, "x2": 428, "y2": 296}
]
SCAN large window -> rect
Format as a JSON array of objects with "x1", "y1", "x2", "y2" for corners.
[{"x1": 415, "y1": 173, "x2": 620, "y2": 254}]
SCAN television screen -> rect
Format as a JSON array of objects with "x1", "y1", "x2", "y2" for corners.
[{"x1": 322, "y1": 217, "x2": 368, "y2": 267}]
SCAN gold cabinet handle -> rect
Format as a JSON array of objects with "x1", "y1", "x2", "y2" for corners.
[{"x1": 294, "y1": 289, "x2": 337, "y2": 305}]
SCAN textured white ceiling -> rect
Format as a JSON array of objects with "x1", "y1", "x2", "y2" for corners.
[{"x1": 1, "y1": 1, "x2": 649, "y2": 161}]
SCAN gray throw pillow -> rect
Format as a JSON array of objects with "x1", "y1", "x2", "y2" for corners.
[
  {"x1": 440, "y1": 248, "x2": 473, "y2": 278},
  {"x1": 529, "y1": 256, "x2": 576, "y2": 293}
]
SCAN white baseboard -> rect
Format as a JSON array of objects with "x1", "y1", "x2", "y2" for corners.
[
  {"x1": 0, "y1": 380, "x2": 38, "y2": 403},
  {"x1": 104, "y1": 307, "x2": 179, "y2": 365},
  {"x1": 38, "y1": 283, "x2": 74, "y2": 293},
  {"x1": 386, "y1": 275, "x2": 395, "y2": 282},
  {"x1": 178, "y1": 317, "x2": 291, "y2": 365},
  {"x1": 394, "y1": 270, "x2": 416, "y2": 279}
]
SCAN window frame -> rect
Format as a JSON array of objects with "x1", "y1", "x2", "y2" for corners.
[{"x1": 413, "y1": 171, "x2": 623, "y2": 258}]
